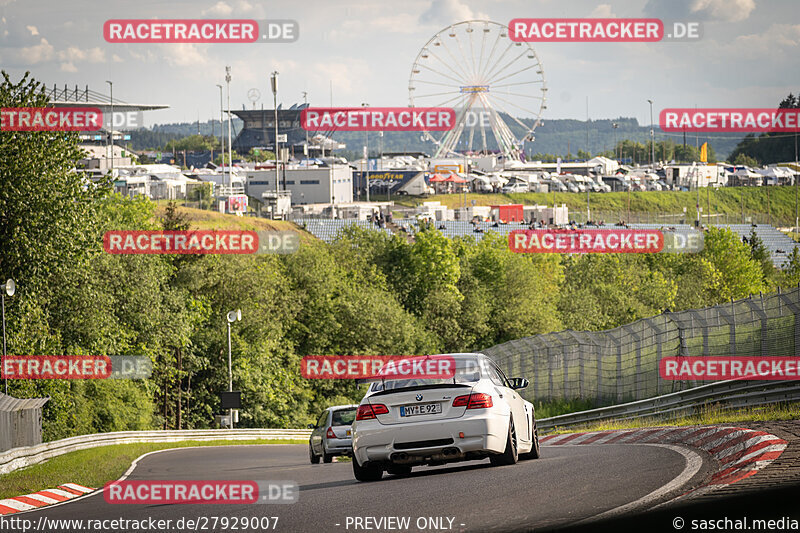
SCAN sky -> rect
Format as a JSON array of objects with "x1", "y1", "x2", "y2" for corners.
[{"x1": 1, "y1": 0, "x2": 799, "y2": 127}]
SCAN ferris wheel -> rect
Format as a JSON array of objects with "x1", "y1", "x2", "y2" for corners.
[{"x1": 408, "y1": 20, "x2": 547, "y2": 161}]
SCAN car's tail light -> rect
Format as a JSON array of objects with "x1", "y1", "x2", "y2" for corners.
[
  {"x1": 326, "y1": 427, "x2": 337, "y2": 439},
  {"x1": 356, "y1": 403, "x2": 389, "y2": 420},
  {"x1": 452, "y1": 393, "x2": 493, "y2": 409}
]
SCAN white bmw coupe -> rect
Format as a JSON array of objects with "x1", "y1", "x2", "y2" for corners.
[{"x1": 351, "y1": 353, "x2": 540, "y2": 481}]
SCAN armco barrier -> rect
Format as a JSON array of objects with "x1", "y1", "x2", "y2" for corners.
[
  {"x1": 538, "y1": 379, "x2": 800, "y2": 431},
  {"x1": 0, "y1": 429, "x2": 312, "y2": 475}
]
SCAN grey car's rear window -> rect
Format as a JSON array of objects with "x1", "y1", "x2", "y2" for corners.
[{"x1": 331, "y1": 408, "x2": 356, "y2": 426}]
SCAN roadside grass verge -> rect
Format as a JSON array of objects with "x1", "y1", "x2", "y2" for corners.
[
  {"x1": 0, "y1": 439, "x2": 305, "y2": 500},
  {"x1": 543, "y1": 402, "x2": 800, "y2": 435}
]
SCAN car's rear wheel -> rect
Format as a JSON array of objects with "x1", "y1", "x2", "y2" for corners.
[
  {"x1": 387, "y1": 465, "x2": 412, "y2": 476},
  {"x1": 520, "y1": 421, "x2": 540, "y2": 460},
  {"x1": 322, "y1": 449, "x2": 333, "y2": 463},
  {"x1": 490, "y1": 418, "x2": 518, "y2": 466},
  {"x1": 352, "y1": 458, "x2": 383, "y2": 482},
  {"x1": 309, "y1": 444, "x2": 320, "y2": 464}
]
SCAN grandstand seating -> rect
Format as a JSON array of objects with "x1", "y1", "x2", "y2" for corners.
[
  {"x1": 714, "y1": 224, "x2": 800, "y2": 268},
  {"x1": 294, "y1": 219, "x2": 393, "y2": 243},
  {"x1": 295, "y1": 218, "x2": 800, "y2": 268}
]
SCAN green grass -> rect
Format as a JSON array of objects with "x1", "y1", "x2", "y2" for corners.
[
  {"x1": 533, "y1": 398, "x2": 599, "y2": 419},
  {"x1": 0, "y1": 439, "x2": 305, "y2": 500},
  {"x1": 544, "y1": 402, "x2": 800, "y2": 435},
  {"x1": 389, "y1": 186, "x2": 800, "y2": 226}
]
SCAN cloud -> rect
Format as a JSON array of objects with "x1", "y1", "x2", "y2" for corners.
[
  {"x1": 419, "y1": 0, "x2": 488, "y2": 26},
  {"x1": 60, "y1": 62, "x2": 77, "y2": 72},
  {"x1": 690, "y1": 0, "x2": 755, "y2": 22},
  {"x1": 160, "y1": 43, "x2": 210, "y2": 67},
  {"x1": 643, "y1": 0, "x2": 755, "y2": 22},
  {"x1": 19, "y1": 38, "x2": 54, "y2": 64},
  {"x1": 57, "y1": 46, "x2": 106, "y2": 63},
  {"x1": 727, "y1": 23, "x2": 800, "y2": 58},
  {"x1": 25, "y1": 25, "x2": 38, "y2": 36},
  {"x1": 590, "y1": 4, "x2": 616, "y2": 18},
  {"x1": 201, "y1": 0, "x2": 260, "y2": 16},
  {"x1": 112, "y1": 54, "x2": 123, "y2": 63},
  {"x1": 202, "y1": 1, "x2": 233, "y2": 16}
]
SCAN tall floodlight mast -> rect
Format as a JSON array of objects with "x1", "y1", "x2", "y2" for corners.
[{"x1": 409, "y1": 20, "x2": 547, "y2": 163}]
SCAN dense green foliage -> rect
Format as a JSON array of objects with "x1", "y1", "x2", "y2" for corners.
[
  {"x1": 728, "y1": 93, "x2": 800, "y2": 165},
  {"x1": 0, "y1": 73, "x2": 792, "y2": 440}
]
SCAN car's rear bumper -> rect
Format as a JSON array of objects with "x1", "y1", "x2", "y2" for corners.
[
  {"x1": 352, "y1": 412, "x2": 507, "y2": 466},
  {"x1": 324, "y1": 437, "x2": 353, "y2": 456}
]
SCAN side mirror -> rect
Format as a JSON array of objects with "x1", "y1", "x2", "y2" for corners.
[
  {"x1": 307, "y1": 424, "x2": 316, "y2": 429},
  {"x1": 509, "y1": 377, "x2": 529, "y2": 390}
]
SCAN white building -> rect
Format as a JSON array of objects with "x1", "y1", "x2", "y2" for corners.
[
  {"x1": 245, "y1": 165, "x2": 353, "y2": 205},
  {"x1": 663, "y1": 163, "x2": 727, "y2": 188}
]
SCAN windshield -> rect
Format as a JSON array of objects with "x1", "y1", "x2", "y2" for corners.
[{"x1": 330, "y1": 408, "x2": 356, "y2": 426}]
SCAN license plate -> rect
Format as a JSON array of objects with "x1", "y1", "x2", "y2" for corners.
[{"x1": 400, "y1": 403, "x2": 442, "y2": 417}]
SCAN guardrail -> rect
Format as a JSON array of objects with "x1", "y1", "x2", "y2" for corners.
[
  {"x1": 537, "y1": 379, "x2": 800, "y2": 432},
  {"x1": 0, "y1": 428, "x2": 312, "y2": 475}
]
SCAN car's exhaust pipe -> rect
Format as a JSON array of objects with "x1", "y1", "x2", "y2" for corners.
[{"x1": 443, "y1": 447, "x2": 459, "y2": 456}]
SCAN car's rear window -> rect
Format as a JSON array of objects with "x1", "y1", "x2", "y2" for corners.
[
  {"x1": 370, "y1": 356, "x2": 484, "y2": 392},
  {"x1": 331, "y1": 408, "x2": 356, "y2": 426}
]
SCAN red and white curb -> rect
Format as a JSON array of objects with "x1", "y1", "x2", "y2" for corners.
[
  {"x1": 541, "y1": 426, "x2": 787, "y2": 496},
  {"x1": 0, "y1": 483, "x2": 94, "y2": 515}
]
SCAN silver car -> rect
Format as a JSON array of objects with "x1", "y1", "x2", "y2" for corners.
[{"x1": 308, "y1": 404, "x2": 358, "y2": 463}]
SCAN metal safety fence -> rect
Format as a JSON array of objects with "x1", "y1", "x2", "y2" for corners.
[{"x1": 484, "y1": 287, "x2": 800, "y2": 404}]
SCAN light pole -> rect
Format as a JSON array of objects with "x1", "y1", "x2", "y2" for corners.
[
  {"x1": 647, "y1": 99, "x2": 655, "y2": 171},
  {"x1": 302, "y1": 91, "x2": 309, "y2": 159},
  {"x1": 106, "y1": 81, "x2": 114, "y2": 175},
  {"x1": 225, "y1": 67, "x2": 232, "y2": 194},
  {"x1": 362, "y1": 103, "x2": 369, "y2": 203},
  {"x1": 217, "y1": 84, "x2": 224, "y2": 182},
  {"x1": 226, "y1": 309, "x2": 241, "y2": 429},
  {"x1": 1, "y1": 279, "x2": 15, "y2": 394},
  {"x1": 612, "y1": 123, "x2": 619, "y2": 161},
  {"x1": 271, "y1": 71, "x2": 279, "y2": 196}
]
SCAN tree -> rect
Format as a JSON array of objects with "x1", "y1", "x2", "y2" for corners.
[{"x1": 734, "y1": 153, "x2": 759, "y2": 167}]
